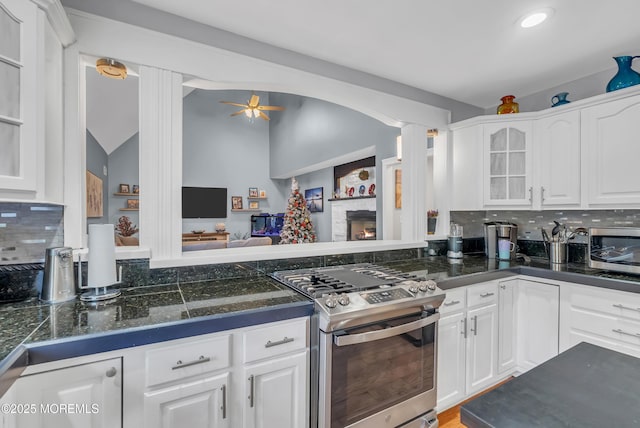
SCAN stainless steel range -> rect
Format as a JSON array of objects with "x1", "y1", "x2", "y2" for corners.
[{"x1": 272, "y1": 264, "x2": 445, "y2": 428}]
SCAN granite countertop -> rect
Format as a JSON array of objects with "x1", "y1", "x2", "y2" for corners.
[
  {"x1": 460, "y1": 342, "x2": 640, "y2": 427},
  {"x1": 0, "y1": 276, "x2": 312, "y2": 368}
]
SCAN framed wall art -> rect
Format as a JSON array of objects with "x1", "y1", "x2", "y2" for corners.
[
  {"x1": 86, "y1": 171, "x2": 103, "y2": 218},
  {"x1": 232, "y1": 196, "x2": 243, "y2": 210},
  {"x1": 305, "y1": 187, "x2": 323, "y2": 212}
]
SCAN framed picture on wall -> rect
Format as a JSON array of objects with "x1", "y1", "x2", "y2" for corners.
[
  {"x1": 249, "y1": 187, "x2": 258, "y2": 198},
  {"x1": 304, "y1": 187, "x2": 323, "y2": 212},
  {"x1": 132, "y1": 185, "x2": 139, "y2": 194},
  {"x1": 259, "y1": 189, "x2": 267, "y2": 198},
  {"x1": 86, "y1": 171, "x2": 103, "y2": 218},
  {"x1": 249, "y1": 201, "x2": 259, "y2": 209},
  {"x1": 232, "y1": 196, "x2": 243, "y2": 210},
  {"x1": 127, "y1": 199, "x2": 139, "y2": 209},
  {"x1": 119, "y1": 183, "x2": 130, "y2": 194}
]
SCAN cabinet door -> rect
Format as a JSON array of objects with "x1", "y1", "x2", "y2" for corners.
[
  {"x1": 535, "y1": 110, "x2": 581, "y2": 207},
  {"x1": 243, "y1": 351, "x2": 308, "y2": 428},
  {"x1": 583, "y1": 94, "x2": 640, "y2": 205},
  {"x1": 465, "y1": 304, "x2": 498, "y2": 395},
  {"x1": 483, "y1": 122, "x2": 533, "y2": 206},
  {"x1": 0, "y1": 0, "x2": 37, "y2": 193},
  {"x1": 143, "y1": 372, "x2": 229, "y2": 428},
  {"x1": 516, "y1": 280, "x2": 559, "y2": 372},
  {"x1": 497, "y1": 280, "x2": 517, "y2": 373},
  {"x1": 450, "y1": 125, "x2": 483, "y2": 210},
  {"x1": 436, "y1": 311, "x2": 466, "y2": 411},
  {"x1": 4, "y1": 358, "x2": 122, "y2": 428}
]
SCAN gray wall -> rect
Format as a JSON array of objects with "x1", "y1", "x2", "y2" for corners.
[
  {"x1": 182, "y1": 89, "x2": 288, "y2": 238},
  {"x1": 108, "y1": 133, "x2": 140, "y2": 227},
  {"x1": 268, "y1": 93, "x2": 398, "y2": 179},
  {"x1": 86, "y1": 130, "x2": 108, "y2": 225}
]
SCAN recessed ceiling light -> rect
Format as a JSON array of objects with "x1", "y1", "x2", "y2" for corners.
[{"x1": 519, "y1": 8, "x2": 554, "y2": 28}]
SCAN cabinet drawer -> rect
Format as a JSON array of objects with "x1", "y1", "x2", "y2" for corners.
[
  {"x1": 440, "y1": 287, "x2": 466, "y2": 314},
  {"x1": 567, "y1": 285, "x2": 640, "y2": 321},
  {"x1": 243, "y1": 318, "x2": 307, "y2": 363},
  {"x1": 467, "y1": 282, "x2": 498, "y2": 308},
  {"x1": 145, "y1": 335, "x2": 231, "y2": 387},
  {"x1": 565, "y1": 307, "x2": 640, "y2": 348}
]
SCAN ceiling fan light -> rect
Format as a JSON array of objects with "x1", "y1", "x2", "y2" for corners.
[
  {"x1": 245, "y1": 109, "x2": 253, "y2": 118},
  {"x1": 96, "y1": 58, "x2": 127, "y2": 79},
  {"x1": 253, "y1": 109, "x2": 260, "y2": 118}
]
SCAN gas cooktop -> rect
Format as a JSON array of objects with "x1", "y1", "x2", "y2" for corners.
[{"x1": 271, "y1": 263, "x2": 420, "y2": 298}]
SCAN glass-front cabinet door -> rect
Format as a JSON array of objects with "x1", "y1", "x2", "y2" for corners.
[
  {"x1": 0, "y1": 0, "x2": 37, "y2": 193},
  {"x1": 483, "y1": 121, "x2": 532, "y2": 206}
]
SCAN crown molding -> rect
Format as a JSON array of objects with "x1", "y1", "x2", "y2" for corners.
[{"x1": 30, "y1": 0, "x2": 76, "y2": 47}]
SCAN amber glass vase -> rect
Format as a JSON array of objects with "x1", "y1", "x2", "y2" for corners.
[{"x1": 497, "y1": 95, "x2": 519, "y2": 114}]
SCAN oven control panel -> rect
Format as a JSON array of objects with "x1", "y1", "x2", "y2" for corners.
[{"x1": 360, "y1": 288, "x2": 412, "y2": 304}]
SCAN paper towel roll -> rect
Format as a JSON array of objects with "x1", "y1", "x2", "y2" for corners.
[{"x1": 88, "y1": 224, "x2": 117, "y2": 288}]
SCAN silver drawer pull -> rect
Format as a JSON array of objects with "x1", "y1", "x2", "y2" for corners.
[
  {"x1": 265, "y1": 337, "x2": 294, "y2": 348},
  {"x1": 172, "y1": 355, "x2": 211, "y2": 370},
  {"x1": 612, "y1": 328, "x2": 640, "y2": 338},
  {"x1": 480, "y1": 292, "x2": 495, "y2": 298},
  {"x1": 444, "y1": 300, "x2": 461, "y2": 307},
  {"x1": 612, "y1": 304, "x2": 640, "y2": 313}
]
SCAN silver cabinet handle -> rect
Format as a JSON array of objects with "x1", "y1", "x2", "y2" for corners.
[
  {"x1": 480, "y1": 292, "x2": 495, "y2": 298},
  {"x1": 444, "y1": 300, "x2": 461, "y2": 307},
  {"x1": 612, "y1": 328, "x2": 640, "y2": 338},
  {"x1": 470, "y1": 315, "x2": 478, "y2": 336},
  {"x1": 265, "y1": 337, "x2": 294, "y2": 348},
  {"x1": 500, "y1": 284, "x2": 506, "y2": 290},
  {"x1": 462, "y1": 317, "x2": 467, "y2": 339},
  {"x1": 221, "y1": 384, "x2": 227, "y2": 419},
  {"x1": 105, "y1": 367, "x2": 117, "y2": 378},
  {"x1": 529, "y1": 187, "x2": 533, "y2": 203},
  {"x1": 541, "y1": 186, "x2": 545, "y2": 204},
  {"x1": 613, "y1": 304, "x2": 640, "y2": 313},
  {"x1": 172, "y1": 355, "x2": 211, "y2": 370},
  {"x1": 248, "y1": 375, "x2": 255, "y2": 408}
]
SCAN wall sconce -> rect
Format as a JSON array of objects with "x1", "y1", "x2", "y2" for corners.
[{"x1": 396, "y1": 136, "x2": 402, "y2": 161}]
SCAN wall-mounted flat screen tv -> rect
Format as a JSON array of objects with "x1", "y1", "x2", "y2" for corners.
[{"x1": 182, "y1": 187, "x2": 227, "y2": 218}]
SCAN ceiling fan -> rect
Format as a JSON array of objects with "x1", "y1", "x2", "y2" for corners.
[{"x1": 220, "y1": 93, "x2": 284, "y2": 121}]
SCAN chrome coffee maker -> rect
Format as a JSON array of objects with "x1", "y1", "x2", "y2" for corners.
[{"x1": 484, "y1": 222, "x2": 518, "y2": 260}]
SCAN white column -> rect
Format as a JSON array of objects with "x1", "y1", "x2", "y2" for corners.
[
  {"x1": 139, "y1": 67, "x2": 183, "y2": 261},
  {"x1": 400, "y1": 124, "x2": 429, "y2": 241}
]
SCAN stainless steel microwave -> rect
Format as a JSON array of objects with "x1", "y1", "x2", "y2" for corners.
[{"x1": 589, "y1": 227, "x2": 640, "y2": 274}]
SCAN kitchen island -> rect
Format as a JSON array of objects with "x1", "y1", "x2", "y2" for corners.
[{"x1": 460, "y1": 342, "x2": 640, "y2": 427}]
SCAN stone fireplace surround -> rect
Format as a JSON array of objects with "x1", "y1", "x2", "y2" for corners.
[{"x1": 331, "y1": 198, "x2": 376, "y2": 242}]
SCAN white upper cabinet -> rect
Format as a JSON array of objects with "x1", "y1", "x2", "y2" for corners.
[
  {"x1": 449, "y1": 87, "x2": 640, "y2": 211},
  {"x1": 483, "y1": 121, "x2": 533, "y2": 206},
  {"x1": 534, "y1": 110, "x2": 581, "y2": 208},
  {"x1": 582, "y1": 93, "x2": 640, "y2": 206},
  {"x1": 0, "y1": 0, "x2": 37, "y2": 194}
]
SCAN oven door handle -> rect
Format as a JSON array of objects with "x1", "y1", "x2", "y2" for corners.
[{"x1": 333, "y1": 313, "x2": 440, "y2": 347}]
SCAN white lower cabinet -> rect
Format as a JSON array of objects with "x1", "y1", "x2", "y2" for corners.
[
  {"x1": 497, "y1": 280, "x2": 517, "y2": 373},
  {"x1": 437, "y1": 282, "x2": 499, "y2": 411},
  {"x1": 141, "y1": 317, "x2": 309, "y2": 428},
  {"x1": 0, "y1": 357, "x2": 122, "y2": 428},
  {"x1": 560, "y1": 282, "x2": 640, "y2": 357},
  {"x1": 242, "y1": 352, "x2": 307, "y2": 428},
  {"x1": 516, "y1": 279, "x2": 559, "y2": 372}
]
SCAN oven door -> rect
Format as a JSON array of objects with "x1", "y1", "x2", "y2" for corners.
[{"x1": 319, "y1": 310, "x2": 439, "y2": 428}]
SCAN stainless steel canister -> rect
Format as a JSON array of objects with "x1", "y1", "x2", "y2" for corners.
[{"x1": 549, "y1": 242, "x2": 568, "y2": 264}]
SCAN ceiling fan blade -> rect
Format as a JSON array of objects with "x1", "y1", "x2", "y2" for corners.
[
  {"x1": 220, "y1": 101, "x2": 248, "y2": 108},
  {"x1": 230, "y1": 110, "x2": 247, "y2": 117},
  {"x1": 257, "y1": 105, "x2": 285, "y2": 111},
  {"x1": 249, "y1": 94, "x2": 260, "y2": 108},
  {"x1": 258, "y1": 111, "x2": 270, "y2": 121}
]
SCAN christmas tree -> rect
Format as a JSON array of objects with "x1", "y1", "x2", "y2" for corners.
[{"x1": 279, "y1": 177, "x2": 317, "y2": 244}]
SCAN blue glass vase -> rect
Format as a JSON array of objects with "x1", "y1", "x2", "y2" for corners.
[{"x1": 606, "y1": 56, "x2": 640, "y2": 92}]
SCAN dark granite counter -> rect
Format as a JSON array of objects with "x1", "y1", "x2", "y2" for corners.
[
  {"x1": 383, "y1": 253, "x2": 640, "y2": 294},
  {"x1": 460, "y1": 342, "x2": 640, "y2": 428},
  {"x1": 0, "y1": 276, "x2": 312, "y2": 375}
]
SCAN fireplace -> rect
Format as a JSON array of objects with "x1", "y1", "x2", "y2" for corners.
[{"x1": 346, "y1": 210, "x2": 376, "y2": 241}]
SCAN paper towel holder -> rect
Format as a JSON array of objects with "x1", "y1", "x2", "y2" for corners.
[{"x1": 78, "y1": 258, "x2": 122, "y2": 302}]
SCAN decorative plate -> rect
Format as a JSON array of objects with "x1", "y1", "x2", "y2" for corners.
[
  {"x1": 368, "y1": 184, "x2": 376, "y2": 195},
  {"x1": 359, "y1": 170, "x2": 369, "y2": 180},
  {"x1": 359, "y1": 185, "x2": 366, "y2": 195},
  {"x1": 348, "y1": 187, "x2": 355, "y2": 197}
]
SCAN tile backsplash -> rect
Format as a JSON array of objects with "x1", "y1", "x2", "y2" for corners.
[
  {"x1": 451, "y1": 210, "x2": 640, "y2": 243},
  {"x1": 0, "y1": 203, "x2": 64, "y2": 265}
]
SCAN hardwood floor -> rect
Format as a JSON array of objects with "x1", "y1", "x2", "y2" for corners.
[{"x1": 438, "y1": 378, "x2": 513, "y2": 428}]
